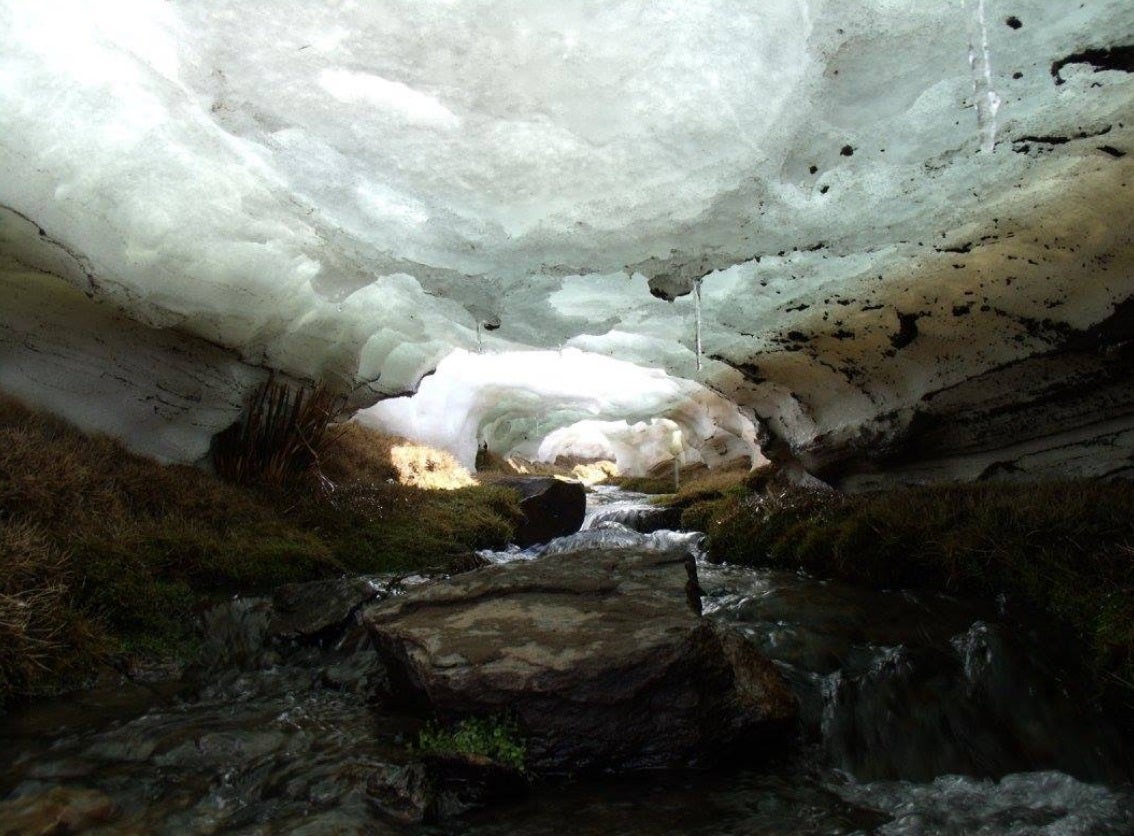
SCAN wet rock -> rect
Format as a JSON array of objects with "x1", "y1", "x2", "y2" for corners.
[
  {"x1": 286, "y1": 811, "x2": 401, "y2": 835},
  {"x1": 363, "y1": 755, "x2": 526, "y2": 823},
  {"x1": 199, "y1": 596, "x2": 273, "y2": 668},
  {"x1": 421, "y1": 752, "x2": 529, "y2": 819},
  {"x1": 362, "y1": 542, "x2": 796, "y2": 774},
  {"x1": 365, "y1": 762, "x2": 433, "y2": 825},
  {"x1": 494, "y1": 476, "x2": 587, "y2": 547},
  {"x1": 318, "y1": 624, "x2": 385, "y2": 693},
  {"x1": 195, "y1": 584, "x2": 388, "y2": 697},
  {"x1": 0, "y1": 786, "x2": 119, "y2": 834},
  {"x1": 269, "y1": 576, "x2": 386, "y2": 640}
]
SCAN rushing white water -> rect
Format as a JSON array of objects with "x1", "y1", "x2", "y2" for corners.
[
  {"x1": 474, "y1": 508, "x2": 1134, "y2": 831},
  {"x1": 580, "y1": 483, "x2": 674, "y2": 530}
]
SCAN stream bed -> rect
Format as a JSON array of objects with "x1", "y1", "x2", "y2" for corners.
[{"x1": 1, "y1": 488, "x2": 1132, "y2": 833}]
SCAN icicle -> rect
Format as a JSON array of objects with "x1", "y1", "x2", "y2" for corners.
[
  {"x1": 694, "y1": 277, "x2": 703, "y2": 371},
  {"x1": 964, "y1": 0, "x2": 1001, "y2": 152},
  {"x1": 476, "y1": 322, "x2": 483, "y2": 353}
]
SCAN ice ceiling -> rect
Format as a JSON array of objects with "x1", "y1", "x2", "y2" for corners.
[{"x1": 1, "y1": 1, "x2": 1133, "y2": 482}]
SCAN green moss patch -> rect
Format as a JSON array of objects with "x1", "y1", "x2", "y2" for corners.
[{"x1": 613, "y1": 474, "x2": 677, "y2": 495}]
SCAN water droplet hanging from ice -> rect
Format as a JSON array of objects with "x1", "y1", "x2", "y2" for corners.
[{"x1": 694, "y1": 277, "x2": 704, "y2": 371}]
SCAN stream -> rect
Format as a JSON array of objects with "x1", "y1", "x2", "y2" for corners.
[{"x1": 1, "y1": 487, "x2": 1132, "y2": 834}]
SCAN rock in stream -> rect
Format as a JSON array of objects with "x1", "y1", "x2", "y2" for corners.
[
  {"x1": 494, "y1": 476, "x2": 587, "y2": 547},
  {"x1": 363, "y1": 535, "x2": 797, "y2": 775}
]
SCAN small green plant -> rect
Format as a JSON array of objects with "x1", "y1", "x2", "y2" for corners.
[{"x1": 415, "y1": 715, "x2": 528, "y2": 773}]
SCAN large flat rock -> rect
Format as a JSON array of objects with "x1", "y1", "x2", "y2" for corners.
[{"x1": 362, "y1": 540, "x2": 795, "y2": 774}]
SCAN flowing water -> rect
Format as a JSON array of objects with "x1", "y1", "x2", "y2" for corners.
[{"x1": 2, "y1": 489, "x2": 1132, "y2": 833}]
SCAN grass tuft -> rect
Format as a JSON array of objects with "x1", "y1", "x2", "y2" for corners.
[{"x1": 211, "y1": 374, "x2": 346, "y2": 488}]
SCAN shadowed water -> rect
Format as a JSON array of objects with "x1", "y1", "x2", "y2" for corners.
[{"x1": 1, "y1": 491, "x2": 1131, "y2": 833}]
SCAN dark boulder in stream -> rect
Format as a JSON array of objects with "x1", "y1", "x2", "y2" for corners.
[
  {"x1": 362, "y1": 536, "x2": 797, "y2": 774},
  {"x1": 494, "y1": 476, "x2": 587, "y2": 546},
  {"x1": 269, "y1": 576, "x2": 386, "y2": 640}
]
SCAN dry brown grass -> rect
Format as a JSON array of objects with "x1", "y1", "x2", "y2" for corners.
[
  {"x1": 565, "y1": 460, "x2": 619, "y2": 485},
  {"x1": 0, "y1": 519, "x2": 101, "y2": 698},
  {"x1": 671, "y1": 461, "x2": 754, "y2": 503},
  {"x1": 516, "y1": 456, "x2": 618, "y2": 485},
  {"x1": 320, "y1": 422, "x2": 401, "y2": 485},
  {"x1": 0, "y1": 396, "x2": 277, "y2": 536}
]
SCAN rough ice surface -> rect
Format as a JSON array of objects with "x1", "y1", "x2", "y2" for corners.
[
  {"x1": 1, "y1": 0, "x2": 1133, "y2": 476},
  {"x1": 358, "y1": 348, "x2": 760, "y2": 474}
]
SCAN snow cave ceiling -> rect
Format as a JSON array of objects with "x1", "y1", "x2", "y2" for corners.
[{"x1": 1, "y1": 0, "x2": 1133, "y2": 484}]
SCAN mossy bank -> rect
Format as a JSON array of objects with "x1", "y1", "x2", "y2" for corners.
[
  {"x1": 682, "y1": 480, "x2": 1134, "y2": 719},
  {"x1": 0, "y1": 394, "x2": 521, "y2": 708}
]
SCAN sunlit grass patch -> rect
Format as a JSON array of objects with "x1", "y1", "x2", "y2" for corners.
[
  {"x1": 390, "y1": 443, "x2": 476, "y2": 490},
  {"x1": 564, "y1": 459, "x2": 619, "y2": 485},
  {"x1": 500, "y1": 455, "x2": 618, "y2": 485}
]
